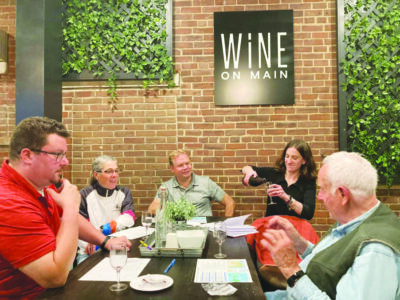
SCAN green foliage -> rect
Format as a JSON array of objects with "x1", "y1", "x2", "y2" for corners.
[
  {"x1": 165, "y1": 196, "x2": 196, "y2": 222},
  {"x1": 342, "y1": 0, "x2": 400, "y2": 188},
  {"x1": 61, "y1": 0, "x2": 175, "y2": 110}
]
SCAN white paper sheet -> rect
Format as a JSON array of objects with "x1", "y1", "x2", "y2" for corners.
[
  {"x1": 194, "y1": 259, "x2": 253, "y2": 283},
  {"x1": 110, "y1": 226, "x2": 155, "y2": 239},
  {"x1": 224, "y1": 225, "x2": 258, "y2": 237},
  {"x1": 79, "y1": 257, "x2": 150, "y2": 282},
  {"x1": 204, "y1": 214, "x2": 258, "y2": 237},
  {"x1": 223, "y1": 214, "x2": 252, "y2": 227}
]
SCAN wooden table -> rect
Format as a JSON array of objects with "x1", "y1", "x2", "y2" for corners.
[{"x1": 38, "y1": 220, "x2": 265, "y2": 299}]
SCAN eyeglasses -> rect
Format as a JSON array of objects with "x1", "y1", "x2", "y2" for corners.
[
  {"x1": 30, "y1": 149, "x2": 67, "y2": 162},
  {"x1": 97, "y1": 168, "x2": 119, "y2": 175}
]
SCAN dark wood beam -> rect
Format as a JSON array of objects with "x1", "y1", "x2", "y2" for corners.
[{"x1": 16, "y1": 0, "x2": 62, "y2": 124}]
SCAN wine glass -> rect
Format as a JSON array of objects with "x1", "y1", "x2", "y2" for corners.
[
  {"x1": 109, "y1": 243, "x2": 128, "y2": 292},
  {"x1": 141, "y1": 211, "x2": 152, "y2": 236},
  {"x1": 266, "y1": 181, "x2": 276, "y2": 205},
  {"x1": 214, "y1": 222, "x2": 227, "y2": 259}
]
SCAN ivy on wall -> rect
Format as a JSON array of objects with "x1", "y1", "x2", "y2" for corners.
[
  {"x1": 341, "y1": 0, "x2": 400, "y2": 188},
  {"x1": 61, "y1": 0, "x2": 175, "y2": 110}
]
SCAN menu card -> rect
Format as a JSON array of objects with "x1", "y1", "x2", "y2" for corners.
[{"x1": 194, "y1": 259, "x2": 253, "y2": 283}]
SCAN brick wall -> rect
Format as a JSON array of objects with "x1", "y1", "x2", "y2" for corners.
[
  {"x1": 1, "y1": 0, "x2": 399, "y2": 238},
  {"x1": 0, "y1": 0, "x2": 15, "y2": 159}
]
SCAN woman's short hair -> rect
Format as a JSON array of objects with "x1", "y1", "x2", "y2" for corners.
[{"x1": 89, "y1": 155, "x2": 117, "y2": 185}]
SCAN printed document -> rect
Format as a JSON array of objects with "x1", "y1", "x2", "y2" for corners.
[{"x1": 194, "y1": 259, "x2": 253, "y2": 283}]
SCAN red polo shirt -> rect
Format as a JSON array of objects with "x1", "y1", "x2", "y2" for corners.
[{"x1": 0, "y1": 160, "x2": 62, "y2": 299}]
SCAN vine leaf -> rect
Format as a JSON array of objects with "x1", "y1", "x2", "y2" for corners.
[
  {"x1": 61, "y1": 0, "x2": 175, "y2": 110},
  {"x1": 343, "y1": 0, "x2": 400, "y2": 189}
]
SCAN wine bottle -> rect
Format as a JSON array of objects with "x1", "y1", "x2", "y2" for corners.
[{"x1": 248, "y1": 176, "x2": 267, "y2": 187}]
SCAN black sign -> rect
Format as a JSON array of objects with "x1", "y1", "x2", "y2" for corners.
[{"x1": 214, "y1": 10, "x2": 294, "y2": 105}]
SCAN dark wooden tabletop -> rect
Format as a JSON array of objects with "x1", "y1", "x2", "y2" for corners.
[{"x1": 38, "y1": 219, "x2": 265, "y2": 300}]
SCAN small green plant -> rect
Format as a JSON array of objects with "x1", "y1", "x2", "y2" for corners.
[{"x1": 165, "y1": 196, "x2": 196, "y2": 222}]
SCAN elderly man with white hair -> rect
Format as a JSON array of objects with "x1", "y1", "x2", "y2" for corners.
[{"x1": 262, "y1": 151, "x2": 400, "y2": 300}]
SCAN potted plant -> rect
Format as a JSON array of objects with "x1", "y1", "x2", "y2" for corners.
[{"x1": 165, "y1": 195, "x2": 196, "y2": 223}]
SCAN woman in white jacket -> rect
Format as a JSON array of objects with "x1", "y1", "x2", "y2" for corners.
[{"x1": 76, "y1": 155, "x2": 135, "y2": 264}]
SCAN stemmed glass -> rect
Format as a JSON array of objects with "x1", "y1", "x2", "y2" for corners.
[
  {"x1": 266, "y1": 181, "x2": 276, "y2": 205},
  {"x1": 213, "y1": 222, "x2": 227, "y2": 259},
  {"x1": 109, "y1": 243, "x2": 128, "y2": 292},
  {"x1": 141, "y1": 211, "x2": 152, "y2": 236}
]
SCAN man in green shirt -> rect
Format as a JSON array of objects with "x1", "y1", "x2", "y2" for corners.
[{"x1": 148, "y1": 150, "x2": 235, "y2": 217}]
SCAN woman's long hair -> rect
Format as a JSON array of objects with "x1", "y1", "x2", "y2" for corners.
[{"x1": 275, "y1": 140, "x2": 317, "y2": 179}]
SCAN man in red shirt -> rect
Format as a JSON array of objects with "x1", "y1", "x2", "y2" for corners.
[{"x1": 0, "y1": 116, "x2": 131, "y2": 298}]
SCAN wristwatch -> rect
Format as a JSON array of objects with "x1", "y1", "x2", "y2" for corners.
[
  {"x1": 287, "y1": 270, "x2": 305, "y2": 287},
  {"x1": 100, "y1": 236, "x2": 112, "y2": 251},
  {"x1": 287, "y1": 196, "x2": 294, "y2": 210}
]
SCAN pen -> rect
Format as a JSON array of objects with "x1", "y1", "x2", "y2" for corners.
[
  {"x1": 163, "y1": 259, "x2": 176, "y2": 274},
  {"x1": 140, "y1": 240, "x2": 152, "y2": 250}
]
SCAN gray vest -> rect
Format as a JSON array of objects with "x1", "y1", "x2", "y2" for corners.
[{"x1": 306, "y1": 203, "x2": 400, "y2": 299}]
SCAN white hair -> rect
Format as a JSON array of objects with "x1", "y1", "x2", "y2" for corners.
[
  {"x1": 90, "y1": 155, "x2": 118, "y2": 185},
  {"x1": 322, "y1": 152, "x2": 377, "y2": 200},
  {"x1": 92, "y1": 155, "x2": 117, "y2": 172}
]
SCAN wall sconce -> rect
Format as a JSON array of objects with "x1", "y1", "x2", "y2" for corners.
[{"x1": 0, "y1": 30, "x2": 8, "y2": 74}]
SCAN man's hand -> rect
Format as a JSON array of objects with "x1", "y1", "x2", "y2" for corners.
[
  {"x1": 148, "y1": 198, "x2": 160, "y2": 216},
  {"x1": 20, "y1": 179, "x2": 81, "y2": 288},
  {"x1": 266, "y1": 216, "x2": 309, "y2": 255},
  {"x1": 260, "y1": 229, "x2": 301, "y2": 279},
  {"x1": 267, "y1": 216, "x2": 296, "y2": 234},
  {"x1": 221, "y1": 193, "x2": 236, "y2": 217},
  {"x1": 85, "y1": 243, "x2": 96, "y2": 255},
  {"x1": 105, "y1": 236, "x2": 132, "y2": 251},
  {"x1": 47, "y1": 179, "x2": 81, "y2": 212}
]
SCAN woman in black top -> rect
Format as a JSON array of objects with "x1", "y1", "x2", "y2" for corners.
[{"x1": 241, "y1": 140, "x2": 317, "y2": 220}]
